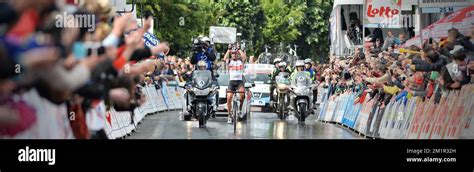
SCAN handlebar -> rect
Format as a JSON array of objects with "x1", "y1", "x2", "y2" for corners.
[{"x1": 226, "y1": 90, "x2": 246, "y2": 93}]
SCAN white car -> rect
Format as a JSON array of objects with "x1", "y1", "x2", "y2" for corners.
[
  {"x1": 247, "y1": 75, "x2": 272, "y2": 112},
  {"x1": 244, "y1": 64, "x2": 274, "y2": 112}
]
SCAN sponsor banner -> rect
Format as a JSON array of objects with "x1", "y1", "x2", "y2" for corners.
[
  {"x1": 364, "y1": 0, "x2": 402, "y2": 28},
  {"x1": 209, "y1": 26, "x2": 237, "y2": 44}
]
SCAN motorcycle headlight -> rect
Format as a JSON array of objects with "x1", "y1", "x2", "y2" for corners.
[
  {"x1": 294, "y1": 87, "x2": 311, "y2": 95},
  {"x1": 193, "y1": 88, "x2": 210, "y2": 96}
]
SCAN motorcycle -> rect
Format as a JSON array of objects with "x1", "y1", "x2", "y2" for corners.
[
  {"x1": 179, "y1": 70, "x2": 219, "y2": 128},
  {"x1": 289, "y1": 71, "x2": 316, "y2": 124},
  {"x1": 272, "y1": 72, "x2": 290, "y2": 120}
]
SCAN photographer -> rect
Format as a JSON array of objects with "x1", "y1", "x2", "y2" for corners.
[{"x1": 190, "y1": 36, "x2": 216, "y2": 73}]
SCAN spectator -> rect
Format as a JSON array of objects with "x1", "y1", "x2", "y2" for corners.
[
  {"x1": 393, "y1": 33, "x2": 407, "y2": 48},
  {"x1": 382, "y1": 31, "x2": 395, "y2": 51}
]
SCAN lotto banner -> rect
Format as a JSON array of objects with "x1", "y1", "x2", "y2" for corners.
[
  {"x1": 364, "y1": 0, "x2": 402, "y2": 28},
  {"x1": 419, "y1": 96, "x2": 439, "y2": 139},
  {"x1": 408, "y1": 98, "x2": 431, "y2": 139}
]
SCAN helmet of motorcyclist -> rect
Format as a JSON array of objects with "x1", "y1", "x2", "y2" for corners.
[
  {"x1": 197, "y1": 60, "x2": 208, "y2": 70},
  {"x1": 295, "y1": 60, "x2": 305, "y2": 71},
  {"x1": 273, "y1": 58, "x2": 282, "y2": 65},
  {"x1": 278, "y1": 61, "x2": 287, "y2": 68},
  {"x1": 304, "y1": 58, "x2": 312, "y2": 69}
]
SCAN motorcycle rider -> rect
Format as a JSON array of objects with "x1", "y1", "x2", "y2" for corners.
[
  {"x1": 288, "y1": 60, "x2": 312, "y2": 111},
  {"x1": 183, "y1": 36, "x2": 216, "y2": 118},
  {"x1": 223, "y1": 45, "x2": 247, "y2": 124},
  {"x1": 304, "y1": 58, "x2": 316, "y2": 81},
  {"x1": 304, "y1": 58, "x2": 318, "y2": 106},
  {"x1": 196, "y1": 60, "x2": 208, "y2": 71},
  {"x1": 269, "y1": 58, "x2": 292, "y2": 103},
  {"x1": 183, "y1": 61, "x2": 213, "y2": 116}
]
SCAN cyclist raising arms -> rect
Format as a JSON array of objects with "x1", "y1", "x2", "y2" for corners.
[{"x1": 223, "y1": 45, "x2": 247, "y2": 124}]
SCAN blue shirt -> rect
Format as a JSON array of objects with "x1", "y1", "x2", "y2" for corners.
[
  {"x1": 194, "y1": 47, "x2": 214, "y2": 70},
  {"x1": 305, "y1": 68, "x2": 315, "y2": 79}
]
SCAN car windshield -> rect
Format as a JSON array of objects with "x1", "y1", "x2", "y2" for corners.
[
  {"x1": 245, "y1": 74, "x2": 271, "y2": 84},
  {"x1": 217, "y1": 74, "x2": 230, "y2": 86}
]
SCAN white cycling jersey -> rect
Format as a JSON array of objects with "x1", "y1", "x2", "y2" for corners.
[{"x1": 228, "y1": 59, "x2": 244, "y2": 81}]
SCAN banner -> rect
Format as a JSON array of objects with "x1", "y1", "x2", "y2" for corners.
[
  {"x1": 419, "y1": 0, "x2": 472, "y2": 8},
  {"x1": 399, "y1": 99, "x2": 416, "y2": 139},
  {"x1": 209, "y1": 26, "x2": 237, "y2": 44},
  {"x1": 318, "y1": 84, "x2": 473, "y2": 139},
  {"x1": 143, "y1": 32, "x2": 159, "y2": 48},
  {"x1": 364, "y1": 0, "x2": 402, "y2": 28},
  {"x1": 166, "y1": 87, "x2": 179, "y2": 110}
]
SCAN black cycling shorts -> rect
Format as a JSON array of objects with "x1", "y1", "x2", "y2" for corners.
[{"x1": 229, "y1": 80, "x2": 244, "y2": 92}]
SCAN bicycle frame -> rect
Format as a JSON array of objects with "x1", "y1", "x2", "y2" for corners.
[{"x1": 228, "y1": 90, "x2": 245, "y2": 132}]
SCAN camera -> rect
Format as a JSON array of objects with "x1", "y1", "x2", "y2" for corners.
[{"x1": 192, "y1": 39, "x2": 204, "y2": 52}]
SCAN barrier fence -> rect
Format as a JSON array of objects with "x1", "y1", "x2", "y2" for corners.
[
  {"x1": 1, "y1": 83, "x2": 185, "y2": 139},
  {"x1": 101, "y1": 83, "x2": 184, "y2": 139},
  {"x1": 4, "y1": 82, "x2": 472, "y2": 139},
  {"x1": 317, "y1": 84, "x2": 474, "y2": 139}
]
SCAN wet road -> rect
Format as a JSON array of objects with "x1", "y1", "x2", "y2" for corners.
[{"x1": 127, "y1": 109, "x2": 364, "y2": 139}]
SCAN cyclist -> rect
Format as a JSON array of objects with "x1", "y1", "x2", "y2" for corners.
[{"x1": 223, "y1": 45, "x2": 247, "y2": 124}]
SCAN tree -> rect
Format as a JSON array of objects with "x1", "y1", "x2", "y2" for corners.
[
  {"x1": 214, "y1": 1, "x2": 263, "y2": 55},
  {"x1": 134, "y1": 0, "x2": 334, "y2": 61},
  {"x1": 260, "y1": 1, "x2": 305, "y2": 48},
  {"x1": 295, "y1": 0, "x2": 333, "y2": 62},
  {"x1": 137, "y1": 0, "x2": 217, "y2": 57}
]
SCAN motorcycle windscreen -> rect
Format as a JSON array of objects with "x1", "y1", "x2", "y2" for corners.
[
  {"x1": 192, "y1": 70, "x2": 212, "y2": 89},
  {"x1": 276, "y1": 72, "x2": 290, "y2": 84},
  {"x1": 293, "y1": 71, "x2": 311, "y2": 86}
]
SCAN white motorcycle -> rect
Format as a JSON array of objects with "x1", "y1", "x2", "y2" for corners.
[{"x1": 289, "y1": 71, "x2": 317, "y2": 124}]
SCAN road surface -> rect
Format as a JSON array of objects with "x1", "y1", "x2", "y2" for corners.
[{"x1": 127, "y1": 109, "x2": 364, "y2": 139}]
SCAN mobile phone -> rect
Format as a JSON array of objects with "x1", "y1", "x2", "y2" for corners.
[{"x1": 72, "y1": 42, "x2": 86, "y2": 60}]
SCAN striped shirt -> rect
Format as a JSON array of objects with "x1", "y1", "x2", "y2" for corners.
[{"x1": 228, "y1": 59, "x2": 244, "y2": 81}]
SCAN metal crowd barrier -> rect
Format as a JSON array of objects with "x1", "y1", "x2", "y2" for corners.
[
  {"x1": 317, "y1": 84, "x2": 474, "y2": 139},
  {"x1": 1, "y1": 83, "x2": 185, "y2": 139}
]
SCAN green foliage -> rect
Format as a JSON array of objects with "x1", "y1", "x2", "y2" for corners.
[
  {"x1": 136, "y1": 0, "x2": 333, "y2": 60},
  {"x1": 260, "y1": 0, "x2": 305, "y2": 45}
]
